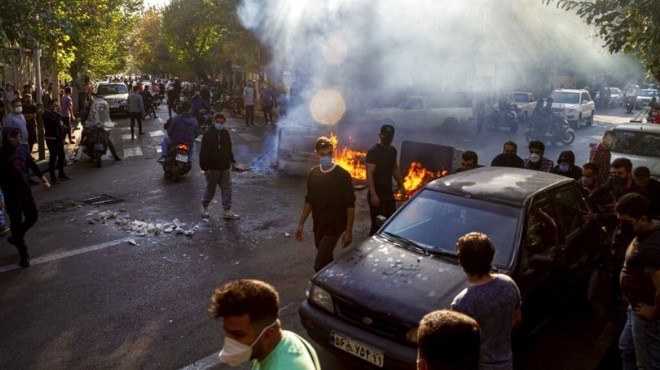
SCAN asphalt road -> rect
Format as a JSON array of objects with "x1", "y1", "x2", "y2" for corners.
[{"x1": 0, "y1": 104, "x2": 637, "y2": 369}]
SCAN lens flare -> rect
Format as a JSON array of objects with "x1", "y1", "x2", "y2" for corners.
[{"x1": 309, "y1": 89, "x2": 346, "y2": 126}]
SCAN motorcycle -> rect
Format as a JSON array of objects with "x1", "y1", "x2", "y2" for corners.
[
  {"x1": 212, "y1": 92, "x2": 232, "y2": 112},
  {"x1": 524, "y1": 117, "x2": 575, "y2": 145},
  {"x1": 228, "y1": 96, "x2": 244, "y2": 117},
  {"x1": 83, "y1": 122, "x2": 110, "y2": 168},
  {"x1": 488, "y1": 103, "x2": 519, "y2": 132},
  {"x1": 162, "y1": 143, "x2": 192, "y2": 182}
]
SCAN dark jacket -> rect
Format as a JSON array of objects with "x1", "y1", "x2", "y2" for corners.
[
  {"x1": 199, "y1": 126, "x2": 235, "y2": 170},
  {"x1": 167, "y1": 113, "x2": 198, "y2": 146},
  {"x1": 0, "y1": 128, "x2": 43, "y2": 195},
  {"x1": 43, "y1": 109, "x2": 64, "y2": 142}
]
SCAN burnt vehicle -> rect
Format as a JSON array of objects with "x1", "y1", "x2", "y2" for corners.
[{"x1": 299, "y1": 167, "x2": 605, "y2": 369}]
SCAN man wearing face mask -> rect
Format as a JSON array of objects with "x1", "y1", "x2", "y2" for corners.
[
  {"x1": 0, "y1": 128, "x2": 51, "y2": 268},
  {"x1": 523, "y1": 141, "x2": 554, "y2": 172},
  {"x1": 209, "y1": 279, "x2": 320, "y2": 369},
  {"x1": 296, "y1": 136, "x2": 355, "y2": 272},
  {"x1": 587, "y1": 157, "x2": 647, "y2": 304},
  {"x1": 199, "y1": 113, "x2": 239, "y2": 220},
  {"x1": 615, "y1": 193, "x2": 660, "y2": 370},
  {"x1": 633, "y1": 166, "x2": 660, "y2": 218},
  {"x1": 551, "y1": 150, "x2": 582, "y2": 180},
  {"x1": 366, "y1": 124, "x2": 405, "y2": 235},
  {"x1": 3, "y1": 98, "x2": 29, "y2": 147}
]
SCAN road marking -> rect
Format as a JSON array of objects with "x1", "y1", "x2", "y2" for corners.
[
  {"x1": 237, "y1": 133, "x2": 260, "y2": 142},
  {"x1": 123, "y1": 147, "x2": 143, "y2": 157},
  {"x1": 178, "y1": 352, "x2": 220, "y2": 370},
  {"x1": 122, "y1": 134, "x2": 133, "y2": 140},
  {"x1": 150, "y1": 130, "x2": 164, "y2": 137},
  {"x1": 0, "y1": 237, "x2": 136, "y2": 274}
]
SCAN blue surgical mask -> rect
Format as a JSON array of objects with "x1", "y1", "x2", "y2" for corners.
[
  {"x1": 559, "y1": 164, "x2": 569, "y2": 172},
  {"x1": 319, "y1": 156, "x2": 333, "y2": 166},
  {"x1": 214, "y1": 123, "x2": 224, "y2": 130}
]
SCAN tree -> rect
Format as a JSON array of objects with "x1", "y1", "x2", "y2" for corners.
[{"x1": 545, "y1": 0, "x2": 660, "y2": 81}]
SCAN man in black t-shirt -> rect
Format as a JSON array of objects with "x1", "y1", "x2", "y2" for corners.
[
  {"x1": 296, "y1": 136, "x2": 356, "y2": 272},
  {"x1": 366, "y1": 124, "x2": 405, "y2": 235},
  {"x1": 615, "y1": 193, "x2": 660, "y2": 369}
]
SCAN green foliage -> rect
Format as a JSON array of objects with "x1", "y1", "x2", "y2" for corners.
[{"x1": 545, "y1": 0, "x2": 660, "y2": 81}]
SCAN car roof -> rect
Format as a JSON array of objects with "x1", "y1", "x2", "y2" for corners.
[
  {"x1": 613, "y1": 122, "x2": 660, "y2": 133},
  {"x1": 552, "y1": 89, "x2": 585, "y2": 93},
  {"x1": 424, "y1": 167, "x2": 573, "y2": 207}
]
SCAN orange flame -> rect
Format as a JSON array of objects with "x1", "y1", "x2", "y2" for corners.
[
  {"x1": 329, "y1": 133, "x2": 366, "y2": 180},
  {"x1": 397, "y1": 162, "x2": 448, "y2": 200}
]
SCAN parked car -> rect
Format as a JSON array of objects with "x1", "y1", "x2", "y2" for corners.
[
  {"x1": 595, "y1": 87, "x2": 622, "y2": 106},
  {"x1": 94, "y1": 82, "x2": 129, "y2": 116},
  {"x1": 299, "y1": 167, "x2": 605, "y2": 369},
  {"x1": 608, "y1": 113, "x2": 660, "y2": 179},
  {"x1": 549, "y1": 88, "x2": 596, "y2": 129},
  {"x1": 635, "y1": 89, "x2": 659, "y2": 109}
]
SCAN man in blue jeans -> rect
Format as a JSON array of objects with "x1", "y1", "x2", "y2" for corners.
[
  {"x1": 0, "y1": 192, "x2": 9, "y2": 236},
  {"x1": 295, "y1": 136, "x2": 355, "y2": 272},
  {"x1": 616, "y1": 193, "x2": 660, "y2": 369}
]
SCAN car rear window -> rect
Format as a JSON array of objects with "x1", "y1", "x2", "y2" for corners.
[
  {"x1": 612, "y1": 130, "x2": 660, "y2": 158},
  {"x1": 381, "y1": 189, "x2": 519, "y2": 268}
]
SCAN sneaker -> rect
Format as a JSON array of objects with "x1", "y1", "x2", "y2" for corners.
[
  {"x1": 223, "y1": 209, "x2": 240, "y2": 220},
  {"x1": 200, "y1": 205, "x2": 210, "y2": 218},
  {"x1": 0, "y1": 225, "x2": 9, "y2": 236}
]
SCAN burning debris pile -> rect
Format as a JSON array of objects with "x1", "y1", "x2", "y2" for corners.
[
  {"x1": 328, "y1": 134, "x2": 449, "y2": 199},
  {"x1": 396, "y1": 162, "x2": 448, "y2": 200},
  {"x1": 330, "y1": 133, "x2": 366, "y2": 180},
  {"x1": 86, "y1": 210, "x2": 198, "y2": 237}
]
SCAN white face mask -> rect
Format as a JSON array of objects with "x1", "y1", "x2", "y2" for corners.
[
  {"x1": 529, "y1": 153, "x2": 540, "y2": 163},
  {"x1": 218, "y1": 321, "x2": 276, "y2": 367},
  {"x1": 179, "y1": 97, "x2": 185, "y2": 102},
  {"x1": 14, "y1": 106, "x2": 22, "y2": 113}
]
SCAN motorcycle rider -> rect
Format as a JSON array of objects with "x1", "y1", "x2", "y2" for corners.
[
  {"x1": 81, "y1": 97, "x2": 122, "y2": 162},
  {"x1": 159, "y1": 101, "x2": 198, "y2": 163}
]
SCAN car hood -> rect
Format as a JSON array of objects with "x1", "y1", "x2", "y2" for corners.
[
  {"x1": 98, "y1": 93, "x2": 127, "y2": 100},
  {"x1": 637, "y1": 96, "x2": 653, "y2": 101},
  {"x1": 552, "y1": 102, "x2": 579, "y2": 110},
  {"x1": 314, "y1": 236, "x2": 467, "y2": 323}
]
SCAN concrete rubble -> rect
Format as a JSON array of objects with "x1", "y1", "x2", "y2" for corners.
[{"x1": 86, "y1": 210, "x2": 197, "y2": 237}]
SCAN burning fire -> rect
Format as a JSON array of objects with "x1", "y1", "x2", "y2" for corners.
[
  {"x1": 329, "y1": 133, "x2": 366, "y2": 180},
  {"x1": 397, "y1": 162, "x2": 448, "y2": 200},
  {"x1": 327, "y1": 133, "x2": 446, "y2": 199}
]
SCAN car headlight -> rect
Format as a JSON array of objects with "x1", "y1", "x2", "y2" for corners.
[
  {"x1": 405, "y1": 326, "x2": 419, "y2": 344},
  {"x1": 307, "y1": 282, "x2": 334, "y2": 314}
]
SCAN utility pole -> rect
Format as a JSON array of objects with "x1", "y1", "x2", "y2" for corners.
[{"x1": 34, "y1": 39, "x2": 45, "y2": 160}]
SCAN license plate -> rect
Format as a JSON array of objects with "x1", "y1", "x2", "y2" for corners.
[
  {"x1": 175, "y1": 153, "x2": 188, "y2": 162},
  {"x1": 330, "y1": 333, "x2": 384, "y2": 367}
]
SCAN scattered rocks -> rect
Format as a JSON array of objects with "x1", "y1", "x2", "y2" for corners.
[{"x1": 86, "y1": 210, "x2": 197, "y2": 238}]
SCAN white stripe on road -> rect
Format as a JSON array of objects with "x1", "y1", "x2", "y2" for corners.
[
  {"x1": 150, "y1": 130, "x2": 164, "y2": 137},
  {"x1": 0, "y1": 237, "x2": 136, "y2": 274},
  {"x1": 178, "y1": 352, "x2": 220, "y2": 370},
  {"x1": 237, "y1": 133, "x2": 260, "y2": 142},
  {"x1": 123, "y1": 147, "x2": 143, "y2": 157},
  {"x1": 122, "y1": 134, "x2": 133, "y2": 141}
]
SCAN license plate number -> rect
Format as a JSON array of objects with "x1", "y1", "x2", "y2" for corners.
[
  {"x1": 175, "y1": 154, "x2": 188, "y2": 162},
  {"x1": 330, "y1": 333, "x2": 384, "y2": 367}
]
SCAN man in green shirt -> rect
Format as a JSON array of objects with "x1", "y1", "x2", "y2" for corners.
[{"x1": 209, "y1": 279, "x2": 320, "y2": 369}]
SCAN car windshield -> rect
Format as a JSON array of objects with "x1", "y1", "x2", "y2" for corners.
[
  {"x1": 96, "y1": 84, "x2": 128, "y2": 95},
  {"x1": 550, "y1": 91, "x2": 580, "y2": 104},
  {"x1": 611, "y1": 130, "x2": 660, "y2": 158},
  {"x1": 381, "y1": 189, "x2": 519, "y2": 268},
  {"x1": 513, "y1": 93, "x2": 530, "y2": 103}
]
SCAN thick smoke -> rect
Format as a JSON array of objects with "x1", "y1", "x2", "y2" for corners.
[{"x1": 237, "y1": 0, "x2": 642, "y2": 168}]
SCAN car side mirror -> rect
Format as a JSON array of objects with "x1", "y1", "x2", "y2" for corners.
[
  {"x1": 529, "y1": 254, "x2": 555, "y2": 270},
  {"x1": 376, "y1": 215, "x2": 387, "y2": 228}
]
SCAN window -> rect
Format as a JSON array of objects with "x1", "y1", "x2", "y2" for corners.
[
  {"x1": 612, "y1": 131, "x2": 660, "y2": 158},
  {"x1": 552, "y1": 188, "x2": 584, "y2": 239},
  {"x1": 519, "y1": 199, "x2": 559, "y2": 275}
]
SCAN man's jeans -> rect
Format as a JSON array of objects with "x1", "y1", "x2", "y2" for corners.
[
  {"x1": 620, "y1": 305, "x2": 660, "y2": 369},
  {"x1": 202, "y1": 169, "x2": 232, "y2": 211},
  {"x1": 313, "y1": 233, "x2": 341, "y2": 272},
  {"x1": 0, "y1": 192, "x2": 6, "y2": 228},
  {"x1": 161, "y1": 136, "x2": 194, "y2": 162}
]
